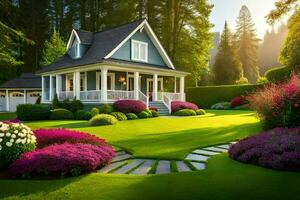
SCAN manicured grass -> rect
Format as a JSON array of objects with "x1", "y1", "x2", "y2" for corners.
[
  {"x1": 1, "y1": 155, "x2": 300, "y2": 200},
  {"x1": 1, "y1": 110, "x2": 298, "y2": 200},
  {"x1": 25, "y1": 110, "x2": 262, "y2": 160},
  {"x1": 0, "y1": 112, "x2": 17, "y2": 120}
]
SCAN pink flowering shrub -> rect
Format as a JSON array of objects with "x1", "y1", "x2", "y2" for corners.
[
  {"x1": 248, "y1": 73, "x2": 300, "y2": 129},
  {"x1": 9, "y1": 143, "x2": 115, "y2": 178},
  {"x1": 34, "y1": 129, "x2": 106, "y2": 149},
  {"x1": 113, "y1": 100, "x2": 146, "y2": 113},
  {"x1": 230, "y1": 96, "x2": 246, "y2": 108},
  {"x1": 229, "y1": 128, "x2": 300, "y2": 171},
  {"x1": 171, "y1": 101, "x2": 198, "y2": 113}
]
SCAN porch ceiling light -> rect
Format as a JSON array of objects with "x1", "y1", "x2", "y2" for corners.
[{"x1": 118, "y1": 76, "x2": 126, "y2": 83}]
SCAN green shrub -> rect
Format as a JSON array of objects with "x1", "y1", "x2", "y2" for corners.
[
  {"x1": 89, "y1": 114, "x2": 118, "y2": 126},
  {"x1": 59, "y1": 99, "x2": 71, "y2": 111},
  {"x1": 196, "y1": 109, "x2": 206, "y2": 115},
  {"x1": 233, "y1": 104, "x2": 249, "y2": 110},
  {"x1": 235, "y1": 77, "x2": 249, "y2": 85},
  {"x1": 138, "y1": 111, "x2": 151, "y2": 119},
  {"x1": 69, "y1": 99, "x2": 84, "y2": 113},
  {"x1": 74, "y1": 110, "x2": 92, "y2": 120},
  {"x1": 51, "y1": 94, "x2": 60, "y2": 109},
  {"x1": 16, "y1": 104, "x2": 50, "y2": 121},
  {"x1": 91, "y1": 107, "x2": 99, "y2": 117},
  {"x1": 0, "y1": 122, "x2": 36, "y2": 169},
  {"x1": 186, "y1": 84, "x2": 261, "y2": 108},
  {"x1": 50, "y1": 109, "x2": 74, "y2": 120},
  {"x1": 144, "y1": 109, "x2": 153, "y2": 117},
  {"x1": 98, "y1": 104, "x2": 113, "y2": 114},
  {"x1": 257, "y1": 76, "x2": 269, "y2": 84},
  {"x1": 173, "y1": 109, "x2": 197, "y2": 116},
  {"x1": 211, "y1": 102, "x2": 231, "y2": 110},
  {"x1": 126, "y1": 113, "x2": 138, "y2": 120},
  {"x1": 265, "y1": 66, "x2": 292, "y2": 82},
  {"x1": 110, "y1": 112, "x2": 127, "y2": 121},
  {"x1": 151, "y1": 110, "x2": 159, "y2": 117}
]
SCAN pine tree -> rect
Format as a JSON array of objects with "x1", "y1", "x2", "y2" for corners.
[
  {"x1": 235, "y1": 5, "x2": 259, "y2": 83},
  {"x1": 41, "y1": 30, "x2": 66, "y2": 67},
  {"x1": 213, "y1": 22, "x2": 242, "y2": 85}
]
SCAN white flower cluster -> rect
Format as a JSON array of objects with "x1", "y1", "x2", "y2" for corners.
[{"x1": 0, "y1": 122, "x2": 36, "y2": 151}]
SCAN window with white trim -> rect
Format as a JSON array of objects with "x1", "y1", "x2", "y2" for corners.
[{"x1": 131, "y1": 40, "x2": 148, "y2": 62}]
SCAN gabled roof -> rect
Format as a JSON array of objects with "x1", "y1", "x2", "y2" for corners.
[
  {"x1": 0, "y1": 73, "x2": 41, "y2": 89},
  {"x1": 37, "y1": 19, "x2": 175, "y2": 74}
]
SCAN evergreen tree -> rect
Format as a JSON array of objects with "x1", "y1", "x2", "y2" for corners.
[
  {"x1": 267, "y1": 0, "x2": 299, "y2": 24},
  {"x1": 235, "y1": 5, "x2": 259, "y2": 83},
  {"x1": 279, "y1": 11, "x2": 300, "y2": 69},
  {"x1": 213, "y1": 22, "x2": 242, "y2": 85},
  {"x1": 41, "y1": 30, "x2": 66, "y2": 67}
]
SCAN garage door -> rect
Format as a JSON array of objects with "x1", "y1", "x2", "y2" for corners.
[
  {"x1": 27, "y1": 92, "x2": 41, "y2": 104},
  {"x1": 10, "y1": 92, "x2": 24, "y2": 112},
  {"x1": 0, "y1": 93, "x2": 6, "y2": 112}
]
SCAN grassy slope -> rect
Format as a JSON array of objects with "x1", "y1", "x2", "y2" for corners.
[
  {"x1": 25, "y1": 110, "x2": 262, "y2": 160},
  {"x1": 1, "y1": 155, "x2": 300, "y2": 200}
]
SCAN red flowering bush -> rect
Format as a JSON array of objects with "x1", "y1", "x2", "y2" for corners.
[
  {"x1": 9, "y1": 143, "x2": 115, "y2": 178},
  {"x1": 113, "y1": 100, "x2": 146, "y2": 113},
  {"x1": 229, "y1": 128, "x2": 300, "y2": 171},
  {"x1": 149, "y1": 106, "x2": 158, "y2": 112},
  {"x1": 34, "y1": 129, "x2": 106, "y2": 149},
  {"x1": 230, "y1": 96, "x2": 246, "y2": 108},
  {"x1": 248, "y1": 73, "x2": 300, "y2": 129},
  {"x1": 171, "y1": 101, "x2": 198, "y2": 113}
]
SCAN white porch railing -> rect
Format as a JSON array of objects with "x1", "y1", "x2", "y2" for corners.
[
  {"x1": 163, "y1": 94, "x2": 172, "y2": 114},
  {"x1": 107, "y1": 90, "x2": 134, "y2": 101},
  {"x1": 80, "y1": 90, "x2": 101, "y2": 101},
  {"x1": 139, "y1": 90, "x2": 149, "y2": 108},
  {"x1": 58, "y1": 91, "x2": 74, "y2": 100}
]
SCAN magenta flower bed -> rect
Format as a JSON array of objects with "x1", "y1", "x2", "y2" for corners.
[
  {"x1": 9, "y1": 143, "x2": 115, "y2": 178},
  {"x1": 171, "y1": 101, "x2": 198, "y2": 113},
  {"x1": 1, "y1": 119, "x2": 22, "y2": 124},
  {"x1": 113, "y1": 100, "x2": 146, "y2": 113},
  {"x1": 34, "y1": 129, "x2": 106, "y2": 149},
  {"x1": 230, "y1": 96, "x2": 245, "y2": 108},
  {"x1": 229, "y1": 128, "x2": 300, "y2": 171}
]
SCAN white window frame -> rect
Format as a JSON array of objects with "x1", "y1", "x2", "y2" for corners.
[
  {"x1": 66, "y1": 74, "x2": 74, "y2": 91},
  {"x1": 96, "y1": 72, "x2": 115, "y2": 91},
  {"x1": 126, "y1": 74, "x2": 141, "y2": 91},
  {"x1": 131, "y1": 39, "x2": 148, "y2": 62}
]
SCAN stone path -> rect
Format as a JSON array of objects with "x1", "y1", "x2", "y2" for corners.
[{"x1": 98, "y1": 142, "x2": 235, "y2": 175}]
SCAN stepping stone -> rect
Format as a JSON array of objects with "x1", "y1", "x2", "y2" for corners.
[
  {"x1": 113, "y1": 159, "x2": 144, "y2": 174},
  {"x1": 216, "y1": 144, "x2": 230, "y2": 149},
  {"x1": 155, "y1": 160, "x2": 171, "y2": 174},
  {"x1": 193, "y1": 149, "x2": 219, "y2": 156},
  {"x1": 98, "y1": 160, "x2": 127, "y2": 173},
  {"x1": 186, "y1": 154, "x2": 209, "y2": 162},
  {"x1": 112, "y1": 154, "x2": 132, "y2": 162},
  {"x1": 191, "y1": 162, "x2": 206, "y2": 170},
  {"x1": 116, "y1": 151, "x2": 127, "y2": 156},
  {"x1": 130, "y1": 160, "x2": 155, "y2": 175},
  {"x1": 230, "y1": 141, "x2": 238, "y2": 144},
  {"x1": 176, "y1": 161, "x2": 191, "y2": 172},
  {"x1": 202, "y1": 147, "x2": 227, "y2": 153}
]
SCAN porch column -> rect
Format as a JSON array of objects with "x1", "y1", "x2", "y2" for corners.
[
  {"x1": 6, "y1": 90, "x2": 9, "y2": 112},
  {"x1": 49, "y1": 75, "x2": 53, "y2": 101},
  {"x1": 101, "y1": 68, "x2": 108, "y2": 102},
  {"x1": 134, "y1": 72, "x2": 139, "y2": 100},
  {"x1": 56, "y1": 74, "x2": 62, "y2": 97},
  {"x1": 179, "y1": 76, "x2": 185, "y2": 101},
  {"x1": 41, "y1": 75, "x2": 45, "y2": 102},
  {"x1": 74, "y1": 71, "x2": 81, "y2": 100},
  {"x1": 153, "y1": 74, "x2": 158, "y2": 101},
  {"x1": 23, "y1": 90, "x2": 27, "y2": 104},
  {"x1": 174, "y1": 76, "x2": 177, "y2": 93}
]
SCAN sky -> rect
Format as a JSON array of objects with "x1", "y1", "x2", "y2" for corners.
[{"x1": 209, "y1": 0, "x2": 283, "y2": 39}]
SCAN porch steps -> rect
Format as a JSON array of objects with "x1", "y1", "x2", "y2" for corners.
[{"x1": 149, "y1": 101, "x2": 169, "y2": 116}]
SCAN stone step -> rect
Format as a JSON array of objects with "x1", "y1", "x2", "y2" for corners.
[
  {"x1": 176, "y1": 161, "x2": 192, "y2": 172},
  {"x1": 98, "y1": 160, "x2": 128, "y2": 173},
  {"x1": 112, "y1": 153, "x2": 132, "y2": 162},
  {"x1": 155, "y1": 160, "x2": 171, "y2": 174},
  {"x1": 190, "y1": 162, "x2": 206, "y2": 170},
  {"x1": 193, "y1": 149, "x2": 219, "y2": 156},
  {"x1": 113, "y1": 159, "x2": 144, "y2": 174},
  {"x1": 116, "y1": 151, "x2": 127, "y2": 156},
  {"x1": 130, "y1": 160, "x2": 155, "y2": 175},
  {"x1": 202, "y1": 147, "x2": 228, "y2": 153},
  {"x1": 186, "y1": 154, "x2": 209, "y2": 162},
  {"x1": 216, "y1": 144, "x2": 230, "y2": 149}
]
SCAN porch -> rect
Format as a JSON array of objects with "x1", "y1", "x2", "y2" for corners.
[{"x1": 41, "y1": 66, "x2": 186, "y2": 113}]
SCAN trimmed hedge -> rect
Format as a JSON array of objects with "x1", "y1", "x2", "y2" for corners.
[
  {"x1": 173, "y1": 109, "x2": 196, "y2": 116},
  {"x1": 110, "y1": 112, "x2": 127, "y2": 121},
  {"x1": 138, "y1": 111, "x2": 151, "y2": 119},
  {"x1": 98, "y1": 104, "x2": 114, "y2": 114},
  {"x1": 126, "y1": 113, "x2": 138, "y2": 120},
  {"x1": 196, "y1": 109, "x2": 206, "y2": 115},
  {"x1": 89, "y1": 114, "x2": 118, "y2": 126},
  {"x1": 186, "y1": 84, "x2": 262, "y2": 108},
  {"x1": 265, "y1": 66, "x2": 292, "y2": 82},
  {"x1": 74, "y1": 110, "x2": 92, "y2": 120},
  {"x1": 16, "y1": 104, "x2": 50, "y2": 121},
  {"x1": 50, "y1": 109, "x2": 74, "y2": 120},
  {"x1": 113, "y1": 100, "x2": 146, "y2": 113}
]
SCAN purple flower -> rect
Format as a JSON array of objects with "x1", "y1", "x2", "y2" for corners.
[
  {"x1": 1, "y1": 119, "x2": 22, "y2": 124},
  {"x1": 114, "y1": 100, "x2": 146, "y2": 113}
]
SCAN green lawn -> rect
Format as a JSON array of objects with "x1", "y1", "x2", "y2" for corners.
[{"x1": 1, "y1": 110, "x2": 300, "y2": 200}]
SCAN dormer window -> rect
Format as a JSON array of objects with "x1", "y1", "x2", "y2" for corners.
[
  {"x1": 75, "y1": 43, "x2": 80, "y2": 58},
  {"x1": 131, "y1": 40, "x2": 148, "y2": 62}
]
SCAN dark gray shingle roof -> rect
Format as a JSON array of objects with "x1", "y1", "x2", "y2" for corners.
[
  {"x1": 37, "y1": 19, "x2": 145, "y2": 74},
  {"x1": 76, "y1": 30, "x2": 93, "y2": 44},
  {"x1": 0, "y1": 73, "x2": 41, "y2": 89}
]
